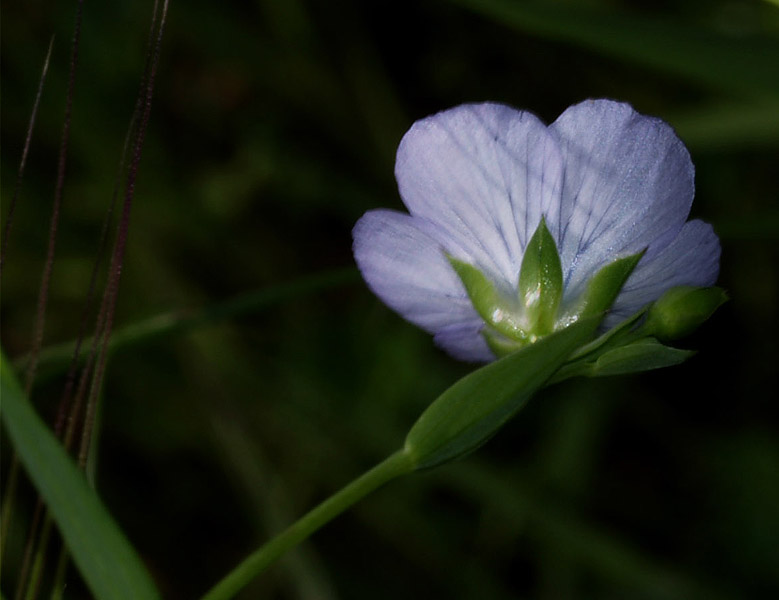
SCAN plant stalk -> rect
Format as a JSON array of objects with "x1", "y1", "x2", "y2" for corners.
[{"x1": 200, "y1": 450, "x2": 414, "y2": 600}]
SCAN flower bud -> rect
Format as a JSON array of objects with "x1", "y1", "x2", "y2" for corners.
[{"x1": 642, "y1": 285, "x2": 727, "y2": 341}]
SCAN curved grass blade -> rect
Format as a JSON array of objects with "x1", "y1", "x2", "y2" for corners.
[
  {"x1": 669, "y1": 102, "x2": 779, "y2": 150},
  {"x1": 17, "y1": 267, "x2": 360, "y2": 383},
  {"x1": 0, "y1": 351, "x2": 160, "y2": 600},
  {"x1": 448, "y1": 0, "x2": 779, "y2": 100}
]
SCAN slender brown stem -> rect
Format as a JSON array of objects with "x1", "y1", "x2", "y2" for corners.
[
  {"x1": 30, "y1": 4, "x2": 168, "y2": 597},
  {"x1": 78, "y1": 0, "x2": 170, "y2": 469},
  {"x1": 0, "y1": 37, "x2": 54, "y2": 278},
  {"x1": 23, "y1": 0, "x2": 84, "y2": 397},
  {"x1": 11, "y1": 6, "x2": 84, "y2": 598},
  {"x1": 0, "y1": 38, "x2": 55, "y2": 570},
  {"x1": 78, "y1": 0, "x2": 168, "y2": 467},
  {"x1": 54, "y1": 70, "x2": 140, "y2": 446},
  {"x1": 8, "y1": 3, "x2": 168, "y2": 598},
  {"x1": 58, "y1": 0, "x2": 160, "y2": 447}
]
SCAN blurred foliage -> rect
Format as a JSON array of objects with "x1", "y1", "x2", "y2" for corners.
[{"x1": 2, "y1": 0, "x2": 778, "y2": 598}]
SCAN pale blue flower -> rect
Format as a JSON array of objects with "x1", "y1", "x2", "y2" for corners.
[{"x1": 353, "y1": 99, "x2": 720, "y2": 362}]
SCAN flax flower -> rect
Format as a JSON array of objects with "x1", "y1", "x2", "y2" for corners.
[{"x1": 353, "y1": 99, "x2": 720, "y2": 362}]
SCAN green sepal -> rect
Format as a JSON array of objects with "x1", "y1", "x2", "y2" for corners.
[
  {"x1": 482, "y1": 328, "x2": 524, "y2": 358},
  {"x1": 565, "y1": 250, "x2": 645, "y2": 322},
  {"x1": 641, "y1": 285, "x2": 728, "y2": 341},
  {"x1": 404, "y1": 316, "x2": 598, "y2": 470},
  {"x1": 448, "y1": 255, "x2": 526, "y2": 341},
  {"x1": 517, "y1": 217, "x2": 563, "y2": 335}
]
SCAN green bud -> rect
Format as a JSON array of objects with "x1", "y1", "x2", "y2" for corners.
[
  {"x1": 642, "y1": 285, "x2": 728, "y2": 341},
  {"x1": 518, "y1": 217, "x2": 563, "y2": 335}
]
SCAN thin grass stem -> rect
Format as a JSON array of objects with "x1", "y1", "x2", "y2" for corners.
[
  {"x1": 0, "y1": 37, "x2": 54, "y2": 278},
  {"x1": 8, "y1": 5, "x2": 84, "y2": 596},
  {"x1": 48, "y1": 546, "x2": 69, "y2": 600},
  {"x1": 23, "y1": 0, "x2": 84, "y2": 396},
  {"x1": 76, "y1": 0, "x2": 169, "y2": 469},
  {"x1": 0, "y1": 36, "x2": 55, "y2": 568}
]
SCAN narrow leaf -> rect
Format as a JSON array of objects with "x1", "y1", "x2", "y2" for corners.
[
  {"x1": 405, "y1": 317, "x2": 598, "y2": 469},
  {"x1": 588, "y1": 338, "x2": 694, "y2": 377},
  {"x1": 0, "y1": 351, "x2": 161, "y2": 600}
]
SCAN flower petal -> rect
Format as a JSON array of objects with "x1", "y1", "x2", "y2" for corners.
[
  {"x1": 395, "y1": 103, "x2": 564, "y2": 288},
  {"x1": 433, "y1": 321, "x2": 494, "y2": 363},
  {"x1": 603, "y1": 219, "x2": 721, "y2": 328},
  {"x1": 550, "y1": 99, "x2": 695, "y2": 301},
  {"x1": 352, "y1": 209, "x2": 479, "y2": 332}
]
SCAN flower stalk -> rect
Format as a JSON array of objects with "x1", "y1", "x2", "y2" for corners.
[{"x1": 200, "y1": 451, "x2": 414, "y2": 600}]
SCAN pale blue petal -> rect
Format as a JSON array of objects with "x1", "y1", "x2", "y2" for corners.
[
  {"x1": 352, "y1": 209, "x2": 480, "y2": 333},
  {"x1": 603, "y1": 220, "x2": 721, "y2": 329},
  {"x1": 395, "y1": 103, "x2": 564, "y2": 289},
  {"x1": 550, "y1": 99, "x2": 695, "y2": 302},
  {"x1": 433, "y1": 321, "x2": 494, "y2": 363}
]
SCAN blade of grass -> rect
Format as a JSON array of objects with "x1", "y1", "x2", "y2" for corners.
[
  {"x1": 0, "y1": 351, "x2": 160, "y2": 600},
  {"x1": 15, "y1": 42, "x2": 143, "y2": 600},
  {"x1": 17, "y1": 267, "x2": 360, "y2": 382},
  {"x1": 12, "y1": 3, "x2": 169, "y2": 597},
  {"x1": 447, "y1": 0, "x2": 779, "y2": 100},
  {"x1": 668, "y1": 102, "x2": 779, "y2": 150}
]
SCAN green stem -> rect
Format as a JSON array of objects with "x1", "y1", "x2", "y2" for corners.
[
  {"x1": 22, "y1": 516, "x2": 53, "y2": 600},
  {"x1": 0, "y1": 454, "x2": 20, "y2": 563},
  {"x1": 200, "y1": 450, "x2": 414, "y2": 600},
  {"x1": 49, "y1": 544, "x2": 69, "y2": 600}
]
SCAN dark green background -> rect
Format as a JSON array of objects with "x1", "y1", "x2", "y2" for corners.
[{"x1": 2, "y1": 0, "x2": 778, "y2": 598}]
